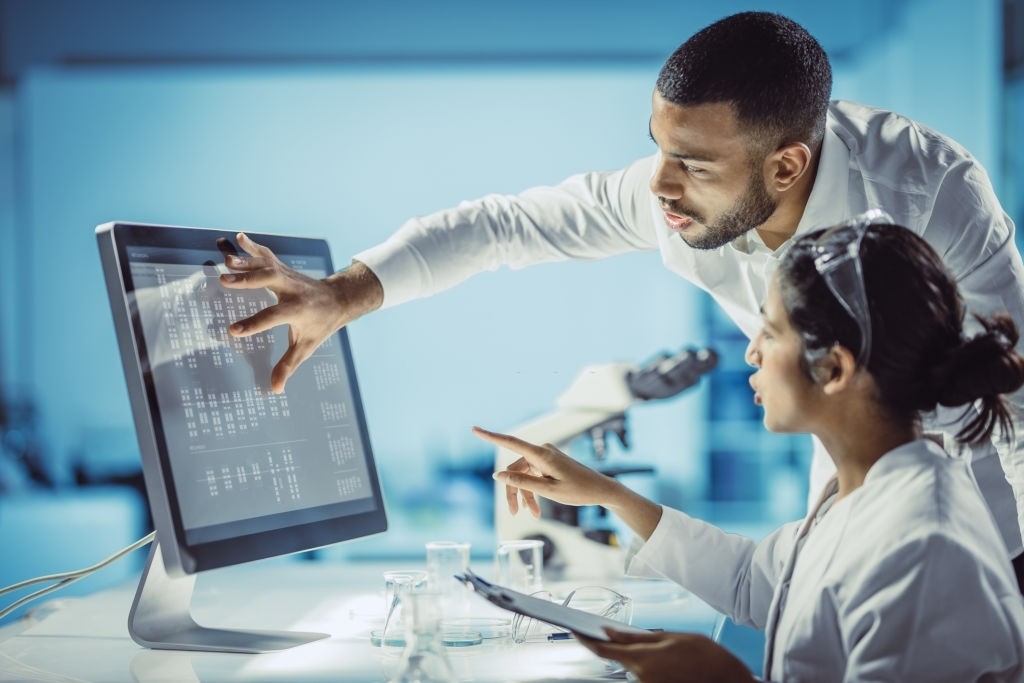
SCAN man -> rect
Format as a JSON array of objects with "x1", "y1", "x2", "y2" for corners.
[{"x1": 220, "y1": 12, "x2": 1024, "y2": 582}]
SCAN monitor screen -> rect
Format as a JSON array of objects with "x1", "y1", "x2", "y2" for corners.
[{"x1": 98, "y1": 222, "x2": 387, "y2": 576}]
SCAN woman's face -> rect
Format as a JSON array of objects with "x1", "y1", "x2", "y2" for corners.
[{"x1": 745, "y1": 274, "x2": 822, "y2": 433}]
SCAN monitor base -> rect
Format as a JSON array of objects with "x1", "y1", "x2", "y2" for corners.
[{"x1": 128, "y1": 540, "x2": 329, "y2": 653}]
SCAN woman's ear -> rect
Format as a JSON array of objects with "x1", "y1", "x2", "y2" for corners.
[{"x1": 816, "y1": 345, "x2": 858, "y2": 395}]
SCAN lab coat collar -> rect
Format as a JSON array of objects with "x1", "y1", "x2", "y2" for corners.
[
  {"x1": 862, "y1": 438, "x2": 948, "y2": 483},
  {"x1": 763, "y1": 474, "x2": 846, "y2": 678},
  {"x1": 794, "y1": 116, "x2": 852, "y2": 237}
]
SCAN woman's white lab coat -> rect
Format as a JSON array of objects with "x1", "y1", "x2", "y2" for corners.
[{"x1": 626, "y1": 439, "x2": 1024, "y2": 681}]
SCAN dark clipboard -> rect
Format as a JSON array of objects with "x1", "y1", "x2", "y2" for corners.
[{"x1": 456, "y1": 569, "x2": 650, "y2": 641}]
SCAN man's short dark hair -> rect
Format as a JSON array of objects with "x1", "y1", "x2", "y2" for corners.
[{"x1": 657, "y1": 12, "x2": 832, "y2": 156}]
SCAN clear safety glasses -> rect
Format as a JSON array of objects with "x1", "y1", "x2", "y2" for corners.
[
  {"x1": 510, "y1": 585, "x2": 633, "y2": 644},
  {"x1": 809, "y1": 208, "x2": 894, "y2": 367}
]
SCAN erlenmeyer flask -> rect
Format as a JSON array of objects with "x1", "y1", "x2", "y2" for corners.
[{"x1": 388, "y1": 590, "x2": 457, "y2": 683}]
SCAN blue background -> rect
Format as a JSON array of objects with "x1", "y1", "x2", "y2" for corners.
[{"x1": 0, "y1": 2, "x2": 1018, "y2": 648}]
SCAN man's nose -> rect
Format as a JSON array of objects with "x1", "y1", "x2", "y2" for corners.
[{"x1": 650, "y1": 155, "x2": 683, "y2": 201}]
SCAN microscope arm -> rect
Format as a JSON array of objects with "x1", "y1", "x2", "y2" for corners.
[
  {"x1": 495, "y1": 361, "x2": 638, "y2": 468},
  {"x1": 494, "y1": 408, "x2": 627, "y2": 471},
  {"x1": 495, "y1": 347, "x2": 719, "y2": 469}
]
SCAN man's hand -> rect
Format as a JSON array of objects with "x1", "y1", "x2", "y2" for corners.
[
  {"x1": 219, "y1": 232, "x2": 383, "y2": 393},
  {"x1": 577, "y1": 628, "x2": 755, "y2": 683}
]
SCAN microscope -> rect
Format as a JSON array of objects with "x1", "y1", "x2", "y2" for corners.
[{"x1": 492, "y1": 347, "x2": 718, "y2": 581}]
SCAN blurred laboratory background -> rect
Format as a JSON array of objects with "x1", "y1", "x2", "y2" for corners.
[{"x1": 0, "y1": 0, "x2": 1021, "y2": 615}]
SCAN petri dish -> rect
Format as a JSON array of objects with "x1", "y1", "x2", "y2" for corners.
[
  {"x1": 441, "y1": 629, "x2": 484, "y2": 647},
  {"x1": 370, "y1": 628, "x2": 484, "y2": 648},
  {"x1": 444, "y1": 617, "x2": 511, "y2": 640},
  {"x1": 369, "y1": 629, "x2": 406, "y2": 648}
]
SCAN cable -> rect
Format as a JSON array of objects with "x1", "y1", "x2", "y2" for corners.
[
  {"x1": 0, "y1": 530, "x2": 154, "y2": 596},
  {"x1": 0, "y1": 577, "x2": 79, "y2": 621},
  {"x1": 0, "y1": 531, "x2": 155, "y2": 620}
]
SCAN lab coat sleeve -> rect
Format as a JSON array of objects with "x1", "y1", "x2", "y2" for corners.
[
  {"x1": 352, "y1": 155, "x2": 659, "y2": 309},
  {"x1": 920, "y1": 158, "x2": 1024, "y2": 555},
  {"x1": 624, "y1": 506, "x2": 798, "y2": 630},
  {"x1": 839, "y1": 533, "x2": 1024, "y2": 682}
]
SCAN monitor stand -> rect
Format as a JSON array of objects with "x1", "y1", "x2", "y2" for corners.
[{"x1": 128, "y1": 540, "x2": 329, "y2": 653}]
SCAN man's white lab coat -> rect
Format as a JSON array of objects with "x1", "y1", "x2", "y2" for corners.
[{"x1": 356, "y1": 100, "x2": 1024, "y2": 556}]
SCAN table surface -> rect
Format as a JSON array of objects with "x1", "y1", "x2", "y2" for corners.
[{"x1": 0, "y1": 558, "x2": 720, "y2": 682}]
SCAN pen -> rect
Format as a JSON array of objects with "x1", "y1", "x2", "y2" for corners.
[{"x1": 547, "y1": 627, "x2": 662, "y2": 641}]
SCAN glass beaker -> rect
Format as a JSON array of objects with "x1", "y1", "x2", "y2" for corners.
[
  {"x1": 495, "y1": 539, "x2": 544, "y2": 593},
  {"x1": 374, "y1": 570, "x2": 428, "y2": 647},
  {"x1": 388, "y1": 590, "x2": 457, "y2": 683},
  {"x1": 425, "y1": 541, "x2": 471, "y2": 622}
]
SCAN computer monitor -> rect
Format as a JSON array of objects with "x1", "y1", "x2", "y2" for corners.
[{"x1": 96, "y1": 221, "x2": 388, "y2": 653}]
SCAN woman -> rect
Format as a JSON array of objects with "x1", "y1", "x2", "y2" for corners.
[{"x1": 476, "y1": 214, "x2": 1024, "y2": 682}]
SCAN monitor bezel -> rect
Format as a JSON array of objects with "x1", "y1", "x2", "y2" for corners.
[{"x1": 97, "y1": 221, "x2": 387, "y2": 575}]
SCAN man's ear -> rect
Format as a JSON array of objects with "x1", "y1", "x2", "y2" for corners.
[
  {"x1": 764, "y1": 142, "x2": 813, "y2": 193},
  {"x1": 816, "y1": 345, "x2": 858, "y2": 395}
]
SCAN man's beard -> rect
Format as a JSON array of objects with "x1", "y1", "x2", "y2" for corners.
[{"x1": 665, "y1": 169, "x2": 777, "y2": 250}]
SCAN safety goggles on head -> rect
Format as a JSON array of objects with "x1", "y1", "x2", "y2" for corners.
[{"x1": 810, "y1": 208, "x2": 894, "y2": 367}]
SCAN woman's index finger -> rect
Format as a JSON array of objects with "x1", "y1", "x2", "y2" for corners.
[{"x1": 472, "y1": 426, "x2": 539, "y2": 455}]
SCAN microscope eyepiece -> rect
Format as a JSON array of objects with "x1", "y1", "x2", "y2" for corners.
[{"x1": 626, "y1": 347, "x2": 719, "y2": 401}]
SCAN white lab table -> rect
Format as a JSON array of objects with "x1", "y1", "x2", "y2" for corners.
[{"x1": 0, "y1": 559, "x2": 721, "y2": 682}]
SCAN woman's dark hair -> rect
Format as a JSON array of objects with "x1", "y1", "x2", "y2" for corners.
[
  {"x1": 656, "y1": 12, "x2": 832, "y2": 156},
  {"x1": 779, "y1": 223, "x2": 1024, "y2": 445}
]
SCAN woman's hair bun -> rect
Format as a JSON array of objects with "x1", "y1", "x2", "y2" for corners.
[
  {"x1": 931, "y1": 314, "x2": 1024, "y2": 444},
  {"x1": 932, "y1": 315, "x2": 1020, "y2": 406}
]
